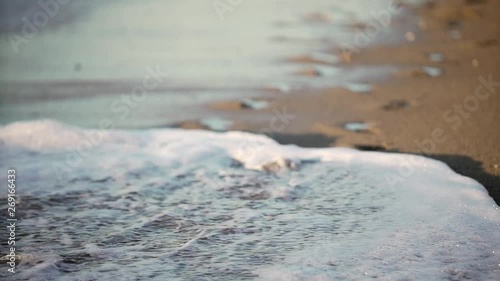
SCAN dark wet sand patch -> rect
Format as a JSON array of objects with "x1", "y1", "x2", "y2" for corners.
[
  {"x1": 264, "y1": 132, "x2": 337, "y2": 148},
  {"x1": 210, "y1": 99, "x2": 271, "y2": 111},
  {"x1": 382, "y1": 100, "x2": 409, "y2": 111}
]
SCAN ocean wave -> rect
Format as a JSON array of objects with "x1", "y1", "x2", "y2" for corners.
[{"x1": 0, "y1": 120, "x2": 498, "y2": 280}]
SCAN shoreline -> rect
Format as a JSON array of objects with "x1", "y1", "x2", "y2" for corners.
[{"x1": 1, "y1": 1, "x2": 497, "y2": 204}]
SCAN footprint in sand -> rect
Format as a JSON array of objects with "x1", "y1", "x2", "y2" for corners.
[
  {"x1": 382, "y1": 100, "x2": 409, "y2": 111},
  {"x1": 476, "y1": 38, "x2": 498, "y2": 48}
]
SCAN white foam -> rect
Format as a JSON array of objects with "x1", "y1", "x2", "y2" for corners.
[{"x1": 0, "y1": 120, "x2": 498, "y2": 280}]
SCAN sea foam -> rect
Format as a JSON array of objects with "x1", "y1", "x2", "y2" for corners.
[{"x1": 0, "y1": 120, "x2": 498, "y2": 280}]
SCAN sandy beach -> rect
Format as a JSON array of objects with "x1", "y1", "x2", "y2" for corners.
[{"x1": 204, "y1": 0, "x2": 500, "y2": 205}]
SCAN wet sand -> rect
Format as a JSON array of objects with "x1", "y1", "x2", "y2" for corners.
[{"x1": 201, "y1": 0, "x2": 500, "y2": 204}]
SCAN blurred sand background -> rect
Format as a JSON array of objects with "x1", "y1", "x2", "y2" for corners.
[{"x1": 199, "y1": 0, "x2": 500, "y2": 204}]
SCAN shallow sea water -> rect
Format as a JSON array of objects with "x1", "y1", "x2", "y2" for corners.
[{"x1": 0, "y1": 120, "x2": 499, "y2": 280}]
